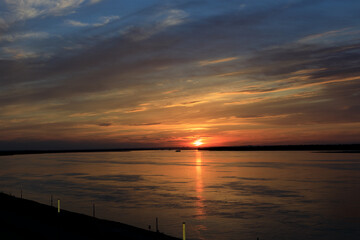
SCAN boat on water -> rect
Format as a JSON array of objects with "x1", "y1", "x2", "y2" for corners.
[{"x1": 175, "y1": 149, "x2": 181, "y2": 152}]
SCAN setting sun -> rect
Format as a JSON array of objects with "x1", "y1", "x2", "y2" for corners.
[{"x1": 193, "y1": 139, "x2": 204, "y2": 147}]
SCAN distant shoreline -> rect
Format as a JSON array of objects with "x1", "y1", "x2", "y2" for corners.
[
  {"x1": 199, "y1": 144, "x2": 360, "y2": 152},
  {"x1": 0, "y1": 144, "x2": 359, "y2": 156}
]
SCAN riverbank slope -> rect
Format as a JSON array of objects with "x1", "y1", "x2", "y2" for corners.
[{"x1": 0, "y1": 192, "x2": 181, "y2": 240}]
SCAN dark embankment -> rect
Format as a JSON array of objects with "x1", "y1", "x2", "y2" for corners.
[{"x1": 0, "y1": 193, "x2": 180, "y2": 240}]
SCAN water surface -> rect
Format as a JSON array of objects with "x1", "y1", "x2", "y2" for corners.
[{"x1": 0, "y1": 150, "x2": 359, "y2": 240}]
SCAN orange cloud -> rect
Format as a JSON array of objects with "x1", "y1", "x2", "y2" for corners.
[{"x1": 199, "y1": 57, "x2": 238, "y2": 66}]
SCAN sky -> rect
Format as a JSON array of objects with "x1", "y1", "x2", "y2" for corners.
[{"x1": 0, "y1": 0, "x2": 360, "y2": 150}]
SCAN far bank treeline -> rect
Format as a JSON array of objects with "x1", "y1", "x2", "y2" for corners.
[
  {"x1": 199, "y1": 144, "x2": 360, "y2": 151},
  {"x1": 0, "y1": 144, "x2": 360, "y2": 156}
]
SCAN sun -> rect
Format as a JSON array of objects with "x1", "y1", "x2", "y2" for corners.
[{"x1": 192, "y1": 139, "x2": 204, "y2": 147}]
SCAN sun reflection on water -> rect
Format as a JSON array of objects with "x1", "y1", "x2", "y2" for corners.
[{"x1": 195, "y1": 150, "x2": 205, "y2": 219}]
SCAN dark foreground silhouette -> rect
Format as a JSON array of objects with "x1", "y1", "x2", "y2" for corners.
[{"x1": 0, "y1": 193, "x2": 180, "y2": 240}]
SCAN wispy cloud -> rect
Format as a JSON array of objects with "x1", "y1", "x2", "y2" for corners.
[
  {"x1": 65, "y1": 19, "x2": 89, "y2": 27},
  {"x1": 199, "y1": 57, "x2": 238, "y2": 66},
  {"x1": 121, "y1": 9, "x2": 188, "y2": 41},
  {"x1": 88, "y1": 0, "x2": 102, "y2": 4},
  {"x1": 65, "y1": 15, "x2": 120, "y2": 27},
  {"x1": 4, "y1": 0, "x2": 84, "y2": 20},
  {"x1": 298, "y1": 27, "x2": 360, "y2": 44},
  {"x1": 1, "y1": 47, "x2": 39, "y2": 59},
  {"x1": 0, "y1": 31, "x2": 49, "y2": 43},
  {"x1": 1, "y1": 0, "x2": 104, "y2": 25},
  {"x1": 0, "y1": 17, "x2": 9, "y2": 31}
]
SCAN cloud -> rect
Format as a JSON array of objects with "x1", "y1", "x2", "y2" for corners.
[
  {"x1": 65, "y1": 19, "x2": 89, "y2": 27},
  {"x1": 199, "y1": 57, "x2": 238, "y2": 66},
  {"x1": 88, "y1": 0, "x2": 102, "y2": 4},
  {"x1": 0, "y1": 31, "x2": 49, "y2": 43},
  {"x1": 298, "y1": 27, "x2": 360, "y2": 45},
  {"x1": 165, "y1": 100, "x2": 205, "y2": 108},
  {"x1": 121, "y1": 9, "x2": 188, "y2": 41},
  {"x1": 0, "y1": 17, "x2": 9, "y2": 31},
  {"x1": 1, "y1": 47, "x2": 39, "y2": 59},
  {"x1": 129, "y1": 122, "x2": 162, "y2": 126},
  {"x1": 97, "y1": 122, "x2": 111, "y2": 127},
  {"x1": 1, "y1": 0, "x2": 104, "y2": 27},
  {"x1": 4, "y1": 0, "x2": 85, "y2": 20},
  {"x1": 65, "y1": 15, "x2": 120, "y2": 27}
]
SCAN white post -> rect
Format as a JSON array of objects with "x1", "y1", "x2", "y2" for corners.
[{"x1": 183, "y1": 222, "x2": 186, "y2": 240}]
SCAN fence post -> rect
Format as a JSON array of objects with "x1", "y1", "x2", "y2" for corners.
[
  {"x1": 183, "y1": 222, "x2": 186, "y2": 240},
  {"x1": 57, "y1": 199, "x2": 60, "y2": 213}
]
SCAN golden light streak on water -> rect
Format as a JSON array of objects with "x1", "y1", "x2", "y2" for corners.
[{"x1": 195, "y1": 150, "x2": 205, "y2": 219}]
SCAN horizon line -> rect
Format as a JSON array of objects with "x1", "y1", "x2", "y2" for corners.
[{"x1": 1, "y1": 143, "x2": 360, "y2": 156}]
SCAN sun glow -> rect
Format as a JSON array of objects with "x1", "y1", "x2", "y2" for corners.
[{"x1": 193, "y1": 139, "x2": 204, "y2": 147}]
